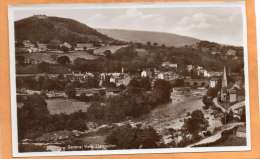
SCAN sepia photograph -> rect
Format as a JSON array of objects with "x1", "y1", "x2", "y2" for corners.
[{"x1": 8, "y1": 2, "x2": 250, "y2": 157}]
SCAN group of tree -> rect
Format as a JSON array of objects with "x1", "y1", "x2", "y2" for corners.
[
  {"x1": 182, "y1": 110, "x2": 209, "y2": 142},
  {"x1": 85, "y1": 78, "x2": 172, "y2": 123},
  {"x1": 105, "y1": 124, "x2": 162, "y2": 149}
]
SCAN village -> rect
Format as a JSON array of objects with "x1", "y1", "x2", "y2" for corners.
[{"x1": 15, "y1": 38, "x2": 247, "y2": 152}]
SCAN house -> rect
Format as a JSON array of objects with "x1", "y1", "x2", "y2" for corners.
[
  {"x1": 162, "y1": 62, "x2": 178, "y2": 69},
  {"x1": 158, "y1": 73, "x2": 164, "y2": 79},
  {"x1": 197, "y1": 66, "x2": 203, "y2": 70},
  {"x1": 187, "y1": 65, "x2": 194, "y2": 72},
  {"x1": 203, "y1": 70, "x2": 210, "y2": 77},
  {"x1": 59, "y1": 42, "x2": 72, "y2": 49},
  {"x1": 201, "y1": 47, "x2": 210, "y2": 53},
  {"x1": 226, "y1": 49, "x2": 237, "y2": 56},
  {"x1": 46, "y1": 91, "x2": 67, "y2": 98},
  {"x1": 229, "y1": 89, "x2": 238, "y2": 103},
  {"x1": 37, "y1": 43, "x2": 48, "y2": 52},
  {"x1": 100, "y1": 73, "x2": 106, "y2": 80},
  {"x1": 25, "y1": 89, "x2": 41, "y2": 95},
  {"x1": 74, "y1": 88, "x2": 105, "y2": 98},
  {"x1": 209, "y1": 77, "x2": 219, "y2": 88},
  {"x1": 236, "y1": 125, "x2": 246, "y2": 138},
  {"x1": 24, "y1": 57, "x2": 41, "y2": 64},
  {"x1": 109, "y1": 77, "x2": 116, "y2": 83},
  {"x1": 75, "y1": 43, "x2": 94, "y2": 51},
  {"x1": 22, "y1": 40, "x2": 35, "y2": 48},
  {"x1": 16, "y1": 40, "x2": 39, "y2": 53},
  {"x1": 70, "y1": 72, "x2": 95, "y2": 81},
  {"x1": 116, "y1": 75, "x2": 131, "y2": 87},
  {"x1": 162, "y1": 71, "x2": 179, "y2": 81},
  {"x1": 141, "y1": 70, "x2": 147, "y2": 77},
  {"x1": 208, "y1": 71, "x2": 223, "y2": 77},
  {"x1": 211, "y1": 51, "x2": 221, "y2": 55}
]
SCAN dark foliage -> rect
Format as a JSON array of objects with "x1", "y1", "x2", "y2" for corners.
[
  {"x1": 57, "y1": 56, "x2": 71, "y2": 65},
  {"x1": 182, "y1": 110, "x2": 209, "y2": 139},
  {"x1": 17, "y1": 94, "x2": 50, "y2": 140},
  {"x1": 105, "y1": 124, "x2": 161, "y2": 149}
]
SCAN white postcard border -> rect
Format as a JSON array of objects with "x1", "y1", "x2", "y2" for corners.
[{"x1": 8, "y1": 1, "x2": 251, "y2": 157}]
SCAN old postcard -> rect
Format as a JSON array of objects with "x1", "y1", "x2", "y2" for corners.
[{"x1": 8, "y1": 1, "x2": 250, "y2": 157}]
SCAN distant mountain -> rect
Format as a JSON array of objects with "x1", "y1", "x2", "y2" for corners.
[
  {"x1": 97, "y1": 28, "x2": 200, "y2": 47},
  {"x1": 15, "y1": 15, "x2": 115, "y2": 43}
]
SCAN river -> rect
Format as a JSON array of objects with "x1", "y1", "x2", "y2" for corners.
[{"x1": 138, "y1": 88, "x2": 207, "y2": 132}]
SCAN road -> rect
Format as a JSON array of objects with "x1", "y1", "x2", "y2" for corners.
[
  {"x1": 187, "y1": 122, "x2": 244, "y2": 147},
  {"x1": 213, "y1": 97, "x2": 227, "y2": 113}
]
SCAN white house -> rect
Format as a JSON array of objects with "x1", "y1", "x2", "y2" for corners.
[
  {"x1": 75, "y1": 43, "x2": 94, "y2": 51},
  {"x1": 209, "y1": 78, "x2": 219, "y2": 88},
  {"x1": 59, "y1": 42, "x2": 72, "y2": 49},
  {"x1": 110, "y1": 77, "x2": 116, "y2": 83},
  {"x1": 141, "y1": 70, "x2": 147, "y2": 77},
  {"x1": 162, "y1": 62, "x2": 178, "y2": 69},
  {"x1": 203, "y1": 70, "x2": 210, "y2": 77},
  {"x1": 226, "y1": 49, "x2": 237, "y2": 56},
  {"x1": 37, "y1": 43, "x2": 48, "y2": 52},
  {"x1": 187, "y1": 65, "x2": 194, "y2": 72},
  {"x1": 158, "y1": 73, "x2": 164, "y2": 79}
]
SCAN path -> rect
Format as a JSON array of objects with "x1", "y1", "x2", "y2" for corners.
[
  {"x1": 187, "y1": 122, "x2": 244, "y2": 147},
  {"x1": 213, "y1": 97, "x2": 227, "y2": 113}
]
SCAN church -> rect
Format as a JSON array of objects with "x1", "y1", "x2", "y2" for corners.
[{"x1": 219, "y1": 67, "x2": 239, "y2": 103}]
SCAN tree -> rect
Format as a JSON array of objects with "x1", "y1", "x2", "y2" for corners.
[
  {"x1": 104, "y1": 50, "x2": 112, "y2": 58},
  {"x1": 226, "y1": 110, "x2": 234, "y2": 123},
  {"x1": 240, "y1": 108, "x2": 246, "y2": 122},
  {"x1": 17, "y1": 94, "x2": 50, "y2": 140},
  {"x1": 146, "y1": 41, "x2": 151, "y2": 46},
  {"x1": 153, "y1": 79, "x2": 172, "y2": 104},
  {"x1": 105, "y1": 124, "x2": 161, "y2": 149},
  {"x1": 65, "y1": 83, "x2": 76, "y2": 98},
  {"x1": 60, "y1": 46, "x2": 70, "y2": 52},
  {"x1": 86, "y1": 102, "x2": 106, "y2": 121},
  {"x1": 167, "y1": 128, "x2": 177, "y2": 147},
  {"x1": 173, "y1": 78, "x2": 184, "y2": 87},
  {"x1": 202, "y1": 96, "x2": 212, "y2": 109},
  {"x1": 47, "y1": 39, "x2": 61, "y2": 50},
  {"x1": 182, "y1": 110, "x2": 208, "y2": 140},
  {"x1": 128, "y1": 77, "x2": 151, "y2": 91},
  {"x1": 207, "y1": 87, "x2": 218, "y2": 97},
  {"x1": 57, "y1": 56, "x2": 71, "y2": 65}
]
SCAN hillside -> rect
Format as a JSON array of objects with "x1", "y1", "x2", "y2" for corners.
[
  {"x1": 15, "y1": 15, "x2": 115, "y2": 43},
  {"x1": 97, "y1": 28, "x2": 200, "y2": 47}
]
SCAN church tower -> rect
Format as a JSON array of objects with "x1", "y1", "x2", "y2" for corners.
[
  {"x1": 222, "y1": 66, "x2": 228, "y2": 88},
  {"x1": 221, "y1": 66, "x2": 228, "y2": 102}
]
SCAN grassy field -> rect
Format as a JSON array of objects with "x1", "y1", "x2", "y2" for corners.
[{"x1": 46, "y1": 98, "x2": 91, "y2": 115}]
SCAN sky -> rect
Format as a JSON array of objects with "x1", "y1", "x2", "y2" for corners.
[{"x1": 13, "y1": 4, "x2": 245, "y2": 46}]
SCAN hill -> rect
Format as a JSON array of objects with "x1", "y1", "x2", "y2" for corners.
[
  {"x1": 97, "y1": 28, "x2": 200, "y2": 47},
  {"x1": 15, "y1": 15, "x2": 115, "y2": 43}
]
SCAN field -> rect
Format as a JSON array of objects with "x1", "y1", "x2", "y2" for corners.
[
  {"x1": 19, "y1": 45, "x2": 128, "y2": 64},
  {"x1": 46, "y1": 98, "x2": 91, "y2": 115}
]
